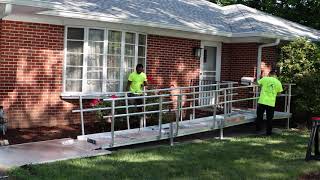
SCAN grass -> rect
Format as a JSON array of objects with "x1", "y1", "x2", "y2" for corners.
[{"x1": 9, "y1": 130, "x2": 320, "y2": 180}]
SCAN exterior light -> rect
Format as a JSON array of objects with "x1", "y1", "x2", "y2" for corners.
[{"x1": 193, "y1": 47, "x2": 202, "y2": 58}]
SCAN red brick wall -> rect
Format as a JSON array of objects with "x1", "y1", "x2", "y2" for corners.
[
  {"x1": 221, "y1": 43, "x2": 277, "y2": 81},
  {"x1": 0, "y1": 20, "x2": 81, "y2": 128},
  {"x1": 221, "y1": 43, "x2": 277, "y2": 107},
  {"x1": 146, "y1": 35, "x2": 201, "y2": 89}
]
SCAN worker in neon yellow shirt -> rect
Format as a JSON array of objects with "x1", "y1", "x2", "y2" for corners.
[
  {"x1": 127, "y1": 64, "x2": 148, "y2": 110},
  {"x1": 127, "y1": 64, "x2": 147, "y2": 95},
  {"x1": 256, "y1": 70, "x2": 283, "y2": 135}
]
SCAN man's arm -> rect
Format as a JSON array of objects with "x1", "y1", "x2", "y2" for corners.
[
  {"x1": 143, "y1": 74, "x2": 148, "y2": 88},
  {"x1": 127, "y1": 81, "x2": 131, "y2": 91}
]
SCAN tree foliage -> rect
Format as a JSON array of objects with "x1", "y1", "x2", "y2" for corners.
[
  {"x1": 209, "y1": 0, "x2": 320, "y2": 30},
  {"x1": 278, "y1": 38, "x2": 320, "y2": 115}
]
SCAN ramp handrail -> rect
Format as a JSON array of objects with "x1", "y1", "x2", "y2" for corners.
[{"x1": 73, "y1": 82, "x2": 294, "y2": 147}]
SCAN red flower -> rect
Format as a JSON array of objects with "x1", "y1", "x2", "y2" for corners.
[
  {"x1": 147, "y1": 76, "x2": 155, "y2": 84},
  {"x1": 89, "y1": 99, "x2": 101, "y2": 107},
  {"x1": 111, "y1": 95, "x2": 118, "y2": 99},
  {"x1": 147, "y1": 76, "x2": 153, "y2": 81}
]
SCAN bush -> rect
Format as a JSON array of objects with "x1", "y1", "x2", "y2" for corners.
[{"x1": 278, "y1": 38, "x2": 320, "y2": 116}]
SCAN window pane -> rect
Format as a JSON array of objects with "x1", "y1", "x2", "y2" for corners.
[
  {"x1": 123, "y1": 68, "x2": 134, "y2": 89},
  {"x1": 66, "y1": 67, "x2": 82, "y2": 79},
  {"x1": 89, "y1": 41, "x2": 104, "y2": 54},
  {"x1": 139, "y1": 34, "x2": 146, "y2": 45},
  {"x1": 108, "y1": 31, "x2": 121, "y2": 42},
  {"x1": 67, "y1": 41, "x2": 84, "y2": 53},
  {"x1": 125, "y1": 32, "x2": 135, "y2": 44},
  {"x1": 86, "y1": 80, "x2": 102, "y2": 92},
  {"x1": 107, "y1": 68, "x2": 120, "y2": 80},
  {"x1": 89, "y1": 29, "x2": 104, "y2": 41},
  {"x1": 67, "y1": 53, "x2": 83, "y2": 66},
  {"x1": 87, "y1": 67, "x2": 102, "y2": 79},
  {"x1": 107, "y1": 55, "x2": 121, "y2": 68},
  {"x1": 108, "y1": 43, "x2": 121, "y2": 55},
  {"x1": 125, "y1": 57, "x2": 135, "y2": 69},
  {"x1": 66, "y1": 80, "x2": 82, "y2": 92},
  {"x1": 106, "y1": 81, "x2": 120, "y2": 92},
  {"x1": 67, "y1": 28, "x2": 84, "y2": 40},
  {"x1": 138, "y1": 46, "x2": 146, "y2": 57},
  {"x1": 88, "y1": 55, "x2": 103, "y2": 67},
  {"x1": 138, "y1": 58, "x2": 145, "y2": 66},
  {"x1": 125, "y1": 44, "x2": 135, "y2": 56}
]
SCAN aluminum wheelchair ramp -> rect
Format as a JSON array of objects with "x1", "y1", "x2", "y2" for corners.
[
  {"x1": 73, "y1": 82, "x2": 294, "y2": 149},
  {"x1": 77, "y1": 110, "x2": 291, "y2": 149}
]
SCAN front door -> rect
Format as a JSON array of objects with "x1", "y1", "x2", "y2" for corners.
[{"x1": 199, "y1": 41, "x2": 221, "y2": 105}]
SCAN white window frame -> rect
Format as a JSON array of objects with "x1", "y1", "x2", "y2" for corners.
[{"x1": 62, "y1": 26, "x2": 147, "y2": 96}]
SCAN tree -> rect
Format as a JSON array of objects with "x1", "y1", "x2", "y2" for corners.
[{"x1": 278, "y1": 38, "x2": 320, "y2": 116}]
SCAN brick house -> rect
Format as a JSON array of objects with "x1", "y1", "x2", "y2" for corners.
[{"x1": 0, "y1": 0, "x2": 319, "y2": 129}]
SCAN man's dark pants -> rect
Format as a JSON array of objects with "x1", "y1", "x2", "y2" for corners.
[{"x1": 256, "y1": 103, "x2": 275, "y2": 135}]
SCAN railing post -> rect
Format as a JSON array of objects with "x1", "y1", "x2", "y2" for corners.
[
  {"x1": 111, "y1": 99, "x2": 115, "y2": 147},
  {"x1": 287, "y1": 84, "x2": 292, "y2": 129},
  {"x1": 125, "y1": 93, "x2": 130, "y2": 130},
  {"x1": 143, "y1": 88, "x2": 146, "y2": 128},
  {"x1": 170, "y1": 121, "x2": 174, "y2": 146},
  {"x1": 179, "y1": 89, "x2": 183, "y2": 122},
  {"x1": 217, "y1": 82, "x2": 220, "y2": 105},
  {"x1": 79, "y1": 95, "x2": 85, "y2": 136},
  {"x1": 192, "y1": 87, "x2": 196, "y2": 120},
  {"x1": 229, "y1": 83, "x2": 233, "y2": 114},
  {"x1": 254, "y1": 85, "x2": 259, "y2": 109},
  {"x1": 158, "y1": 96, "x2": 163, "y2": 139},
  {"x1": 212, "y1": 90, "x2": 217, "y2": 129},
  {"x1": 175, "y1": 94, "x2": 181, "y2": 136},
  {"x1": 220, "y1": 89, "x2": 227, "y2": 139}
]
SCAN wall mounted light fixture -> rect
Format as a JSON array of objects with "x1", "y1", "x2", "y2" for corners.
[{"x1": 193, "y1": 47, "x2": 202, "y2": 59}]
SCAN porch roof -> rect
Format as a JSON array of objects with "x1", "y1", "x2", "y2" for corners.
[{"x1": 0, "y1": 0, "x2": 319, "y2": 41}]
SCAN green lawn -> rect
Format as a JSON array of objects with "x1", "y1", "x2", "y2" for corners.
[{"x1": 9, "y1": 130, "x2": 320, "y2": 180}]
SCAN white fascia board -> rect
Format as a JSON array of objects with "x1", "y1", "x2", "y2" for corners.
[{"x1": 232, "y1": 32, "x2": 303, "y2": 41}]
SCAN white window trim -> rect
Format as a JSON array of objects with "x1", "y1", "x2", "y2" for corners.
[{"x1": 62, "y1": 26, "x2": 147, "y2": 97}]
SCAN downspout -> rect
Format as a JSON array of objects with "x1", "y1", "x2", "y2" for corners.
[
  {"x1": 0, "y1": 4, "x2": 12, "y2": 19},
  {"x1": 256, "y1": 39, "x2": 280, "y2": 80}
]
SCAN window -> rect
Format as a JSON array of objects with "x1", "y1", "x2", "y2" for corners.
[{"x1": 64, "y1": 27, "x2": 147, "y2": 93}]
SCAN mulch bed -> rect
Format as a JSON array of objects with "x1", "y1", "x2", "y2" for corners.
[
  {"x1": 0, "y1": 125, "x2": 82, "y2": 145},
  {"x1": 299, "y1": 171, "x2": 320, "y2": 180}
]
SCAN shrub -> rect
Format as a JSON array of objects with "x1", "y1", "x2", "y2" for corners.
[{"x1": 278, "y1": 38, "x2": 320, "y2": 116}]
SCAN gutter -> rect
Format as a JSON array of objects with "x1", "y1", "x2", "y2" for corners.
[{"x1": 256, "y1": 39, "x2": 280, "y2": 80}]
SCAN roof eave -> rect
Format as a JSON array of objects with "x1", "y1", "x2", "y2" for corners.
[{"x1": 0, "y1": 0, "x2": 59, "y2": 9}]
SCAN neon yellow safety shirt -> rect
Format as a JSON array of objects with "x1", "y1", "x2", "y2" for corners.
[
  {"x1": 258, "y1": 76, "x2": 283, "y2": 107},
  {"x1": 128, "y1": 72, "x2": 147, "y2": 94}
]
